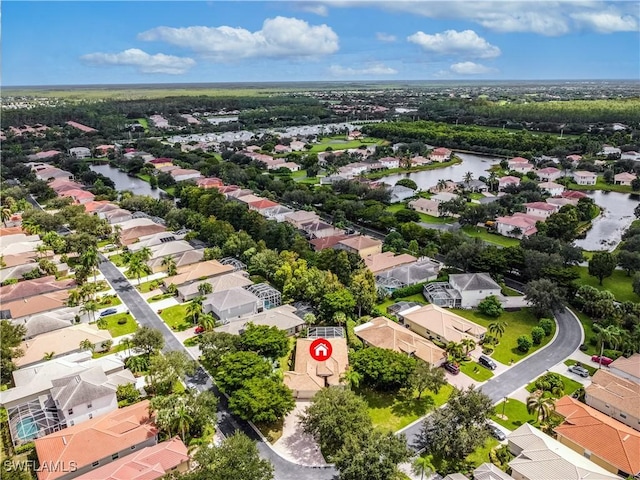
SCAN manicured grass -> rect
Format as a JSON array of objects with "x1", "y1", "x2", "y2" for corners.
[
  {"x1": 491, "y1": 398, "x2": 537, "y2": 431},
  {"x1": 526, "y1": 373, "x2": 583, "y2": 396},
  {"x1": 277, "y1": 337, "x2": 296, "y2": 371},
  {"x1": 308, "y1": 136, "x2": 385, "y2": 153},
  {"x1": 359, "y1": 383, "x2": 454, "y2": 433},
  {"x1": 98, "y1": 313, "x2": 138, "y2": 337},
  {"x1": 109, "y1": 254, "x2": 125, "y2": 267},
  {"x1": 465, "y1": 437, "x2": 500, "y2": 469},
  {"x1": 256, "y1": 418, "x2": 285, "y2": 443},
  {"x1": 564, "y1": 359, "x2": 597, "y2": 376},
  {"x1": 452, "y1": 308, "x2": 555, "y2": 365},
  {"x1": 459, "y1": 361, "x2": 494, "y2": 382},
  {"x1": 573, "y1": 266, "x2": 639, "y2": 303},
  {"x1": 134, "y1": 118, "x2": 149, "y2": 131},
  {"x1": 461, "y1": 226, "x2": 521, "y2": 247},
  {"x1": 291, "y1": 169, "x2": 308, "y2": 179},
  {"x1": 97, "y1": 294, "x2": 122, "y2": 308},
  {"x1": 136, "y1": 173, "x2": 151, "y2": 182},
  {"x1": 570, "y1": 309, "x2": 598, "y2": 355},
  {"x1": 93, "y1": 343, "x2": 127, "y2": 359},
  {"x1": 148, "y1": 293, "x2": 174, "y2": 303},
  {"x1": 567, "y1": 178, "x2": 633, "y2": 194},
  {"x1": 501, "y1": 286, "x2": 522, "y2": 296},
  {"x1": 376, "y1": 292, "x2": 427, "y2": 315},
  {"x1": 365, "y1": 157, "x2": 462, "y2": 180},
  {"x1": 136, "y1": 279, "x2": 163, "y2": 293},
  {"x1": 159, "y1": 303, "x2": 192, "y2": 331}
]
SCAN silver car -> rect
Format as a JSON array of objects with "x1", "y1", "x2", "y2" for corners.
[{"x1": 568, "y1": 364, "x2": 589, "y2": 378}]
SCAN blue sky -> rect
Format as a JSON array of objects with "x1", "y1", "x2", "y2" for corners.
[{"x1": 3, "y1": 1, "x2": 639, "y2": 86}]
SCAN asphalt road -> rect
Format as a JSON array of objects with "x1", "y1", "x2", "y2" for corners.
[{"x1": 98, "y1": 256, "x2": 337, "y2": 480}]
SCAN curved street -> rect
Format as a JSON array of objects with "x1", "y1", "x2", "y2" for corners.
[{"x1": 99, "y1": 256, "x2": 582, "y2": 479}]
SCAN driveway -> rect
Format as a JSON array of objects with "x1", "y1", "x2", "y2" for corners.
[{"x1": 272, "y1": 402, "x2": 327, "y2": 467}]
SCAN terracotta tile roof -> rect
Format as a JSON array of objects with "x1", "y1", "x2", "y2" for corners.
[
  {"x1": 355, "y1": 317, "x2": 445, "y2": 365},
  {"x1": 1, "y1": 251, "x2": 38, "y2": 268},
  {"x1": 364, "y1": 251, "x2": 416, "y2": 274},
  {"x1": 3, "y1": 290, "x2": 69, "y2": 320},
  {"x1": 248, "y1": 198, "x2": 279, "y2": 210},
  {"x1": 586, "y1": 369, "x2": 640, "y2": 419},
  {"x1": 83, "y1": 200, "x2": 113, "y2": 213},
  {"x1": 562, "y1": 190, "x2": 588, "y2": 199},
  {"x1": 508, "y1": 157, "x2": 529, "y2": 164},
  {"x1": 555, "y1": 396, "x2": 640, "y2": 475},
  {"x1": 337, "y1": 235, "x2": 382, "y2": 252},
  {"x1": 284, "y1": 338, "x2": 349, "y2": 395},
  {"x1": 537, "y1": 167, "x2": 561, "y2": 174},
  {"x1": 309, "y1": 234, "x2": 350, "y2": 251},
  {"x1": 35, "y1": 401, "x2": 157, "y2": 480},
  {"x1": 403, "y1": 304, "x2": 487, "y2": 343},
  {"x1": 0, "y1": 275, "x2": 75, "y2": 303},
  {"x1": 524, "y1": 202, "x2": 558, "y2": 212},
  {"x1": 66, "y1": 121, "x2": 97, "y2": 133},
  {"x1": 163, "y1": 260, "x2": 234, "y2": 287}
]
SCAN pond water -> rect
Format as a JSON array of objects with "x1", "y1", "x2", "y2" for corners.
[
  {"x1": 377, "y1": 153, "x2": 639, "y2": 251},
  {"x1": 90, "y1": 164, "x2": 164, "y2": 199}
]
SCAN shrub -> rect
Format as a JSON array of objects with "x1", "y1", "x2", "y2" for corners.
[
  {"x1": 517, "y1": 335, "x2": 532, "y2": 353},
  {"x1": 478, "y1": 295, "x2": 504, "y2": 318},
  {"x1": 534, "y1": 372, "x2": 563, "y2": 393},
  {"x1": 482, "y1": 346, "x2": 494, "y2": 355},
  {"x1": 14, "y1": 442, "x2": 35, "y2": 455},
  {"x1": 117, "y1": 317, "x2": 128, "y2": 325},
  {"x1": 391, "y1": 283, "x2": 426, "y2": 299},
  {"x1": 603, "y1": 349, "x2": 623, "y2": 360},
  {"x1": 588, "y1": 337, "x2": 598, "y2": 347},
  {"x1": 579, "y1": 344, "x2": 588, "y2": 352},
  {"x1": 346, "y1": 319, "x2": 363, "y2": 350},
  {"x1": 538, "y1": 318, "x2": 554, "y2": 336},
  {"x1": 531, "y1": 327, "x2": 545, "y2": 345}
]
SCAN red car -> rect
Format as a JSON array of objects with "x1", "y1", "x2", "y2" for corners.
[
  {"x1": 443, "y1": 362, "x2": 460, "y2": 375},
  {"x1": 591, "y1": 355, "x2": 613, "y2": 366},
  {"x1": 194, "y1": 326, "x2": 205, "y2": 334}
]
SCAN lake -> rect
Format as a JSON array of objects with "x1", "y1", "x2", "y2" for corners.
[
  {"x1": 90, "y1": 164, "x2": 164, "y2": 199},
  {"x1": 377, "y1": 153, "x2": 638, "y2": 251}
]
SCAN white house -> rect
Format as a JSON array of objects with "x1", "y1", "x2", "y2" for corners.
[
  {"x1": 388, "y1": 185, "x2": 416, "y2": 203},
  {"x1": 599, "y1": 144, "x2": 622, "y2": 156},
  {"x1": 621, "y1": 151, "x2": 640, "y2": 161},
  {"x1": 572, "y1": 170, "x2": 597, "y2": 186},
  {"x1": 432, "y1": 192, "x2": 459, "y2": 203},
  {"x1": 378, "y1": 157, "x2": 400, "y2": 169},
  {"x1": 170, "y1": 168, "x2": 202, "y2": 182},
  {"x1": 290, "y1": 140, "x2": 306, "y2": 152},
  {"x1": 495, "y1": 213, "x2": 539, "y2": 239},
  {"x1": 614, "y1": 172, "x2": 636, "y2": 186},
  {"x1": 538, "y1": 181, "x2": 564, "y2": 196},
  {"x1": 203, "y1": 287, "x2": 262, "y2": 323},
  {"x1": 338, "y1": 162, "x2": 368, "y2": 178},
  {"x1": 448, "y1": 273, "x2": 502, "y2": 308},
  {"x1": 524, "y1": 202, "x2": 559, "y2": 218},
  {"x1": 430, "y1": 147, "x2": 452, "y2": 162},
  {"x1": 510, "y1": 162, "x2": 534, "y2": 174},
  {"x1": 409, "y1": 198, "x2": 440, "y2": 217},
  {"x1": 536, "y1": 167, "x2": 562, "y2": 182},
  {"x1": 498, "y1": 176, "x2": 521, "y2": 191},
  {"x1": 69, "y1": 147, "x2": 91, "y2": 159}
]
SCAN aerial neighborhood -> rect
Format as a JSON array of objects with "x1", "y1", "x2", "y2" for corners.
[{"x1": 1, "y1": 79, "x2": 639, "y2": 480}]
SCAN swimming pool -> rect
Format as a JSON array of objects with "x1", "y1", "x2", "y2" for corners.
[{"x1": 16, "y1": 417, "x2": 38, "y2": 441}]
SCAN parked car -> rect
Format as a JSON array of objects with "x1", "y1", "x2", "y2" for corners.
[
  {"x1": 478, "y1": 355, "x2": 497, "y2": 370},
  {"x1": 443, "y1": 362, "x2": 460, "y2": 375},
  {"x1": 591, "y1": 355, "x2": 613, "y2": 367},
  {"x1": 488, "y1": 424, "x2": 506, "y2": 441},
  {"x1": 194, "y1": 326, "x2": 205, "y2": 334},
  {"x1": 568, "y1": 364, "x2": 590, "y2": 378},
  {"x1": 99, "y1": 308, "x2": 117, "y2": 317}
]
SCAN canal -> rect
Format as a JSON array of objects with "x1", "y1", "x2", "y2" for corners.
[{"x1": 90, "y1": 164, "x2": 165, "y2": 200}]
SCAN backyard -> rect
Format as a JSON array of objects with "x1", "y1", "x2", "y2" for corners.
[
  {"x1": 159, "y1": 303, "x2": 192, "y2": 331},
  {"x1": 461, "y1": 226, "x2": 521, "y2": 248},
  {"x1": 375, "y1": 292, "x2": 427, "y2": 316},
  {"x1": 452, "y1": 308, "x2": 555, "y2": 365},
  {"x1": 385, "y1": 203, "x2": 454, "y2": 225},
  {"x1": 573, "y1": 266, "x2": 639, "y2": 303},
  {"x1": 308, "y1": 136, "x2": 386, "y2": 153},
  {"x1": 98, "y1": 313, "x2": 138, "y2": 337}
]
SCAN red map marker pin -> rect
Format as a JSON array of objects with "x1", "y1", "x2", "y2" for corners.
[{"x1": 310, "y1": 338, "x2": 332, "y2": 361}]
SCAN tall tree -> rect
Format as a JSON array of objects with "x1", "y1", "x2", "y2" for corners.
[
  {"x1": 132, "y1": 326, "x2": 165, "y2": 357},
  {"x1": 0, "y1": 321, "x2": 26, "y2": 384},
  {"x1": 588, "y1": 251, "x2": 617, "y2": 285},
  {"x1": 409, "y1": 360, "x2": 447, "y2": 399},
  {"x1": 526, "y1": 391, "x2": 555, "y2": 422},
  {"x1": 228, "y1": 377, "x2": 295, "y2": 424},
  {"x1": 215, "y1": 351, "x2": 272, "y2": 393},
  {"x1": 488, "y1": 321, "x2": 508, "y2": 342},
  {"x1": 349, "y1": 269, "x2": 377, "y2": 317},
  {"x1": 161, "y1": 255, "x2": 177, "y2": 276},
  {"x1": 239, "y1": 323, "x2": 289, "y2": 360},
  {"x1": 524, "y1": 278, "x2": 565, "y2": 318},
  {"x1": 595, "y1": 325, "x2": 623, "y2": 368},
  {"x1": 350, "y1": 347, "x2": 416, "y2": 392}
]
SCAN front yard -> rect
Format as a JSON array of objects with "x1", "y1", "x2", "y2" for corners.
[
  {"x1": 491, "y1": 398, "x2": 537, "y2": 431},
  {"x1": 452, "y1": 308, "x2": 555, "y2": 365},
  {"x1": 98, "y1": 313, "x2": 138, "y2": 337},
  {"x1": 525, "y1": 373, "x2": 583, "y2": 397},
  {"x1": 459, "y1": 361, "x2": 494, "y2": 382},
  {"x1": 97, "y1": 294, "x2": 122, "y2": 308},
  {"x1": 159, "y1": 303, "x2": 192, "y2": 331},
  {"x1": 359, "y1": 383, "x2": 454, "y2": 433},
  {"x1": 136, "y1": 279, "x2": 164, "y2": 293}
]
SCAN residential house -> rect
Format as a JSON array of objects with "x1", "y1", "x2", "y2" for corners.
[
  {"x1": 1, "y1": 251, "x2": 38, "y2": 268},
  {"x1": 123, "y1": 151, "x2": 154, "y2": 162},
  {"x1": 378, "y1": 157, "x2": 400, "y2": 169},
  {"x1": 27, "y1": 151, "x2": 62, "y2": 161},
  {"x1": 68, "y1": 147, "x2": 91, "y2": 159},
  {"x1": 274, "y1": 144, "x2": 291, "y2": 153},
  {"x1": 300, "y1": 220, "x2": 344, "y2": 239},
  {"x1": 309, "y1": 234, "x2": 351, "y2": 252},
  {"x1": 402, "y1": 304, "x2": 487, "y2": 344},
  {"x1": 145, "y1": 241, "x2": 194, "y2": 271},
  {"x1": 283, "y1": 336, "x2": 348, "y2": 399},
  {"x1": 508, "y1": 157, "x2": 530, "y2": 168},
  {"x1": 58, "y1": 189, "x2": 95, "y2": 205},
  {"x1": 411, "y1": 155, "x2": 431, "y2": 166},
  {"x1": 334, "y1": 235, "x2": 382, "y2": 259},
  {"x1": 94, "y1": 145, "x2": 114, "y2": 157},
  {"x1": 261, "y1": 205, "x2": 294, "y2": 222},
  {"x1": 430, "y1": 147, "x2": 452, "y2": 162},
  {"x1": 214, "y1": 305, "x2": 304, "y2": 336},
  {"x1": 114, "y1": 217, "x2": 164, "y2": 233},
  {"x1": 621, "y1": 151, "x2": 640, "y2": 161},
  {"x1": 120, "y1": 224, "x2": 166, "y2": 246},
  {"x1": 409, "y1": 198, "x2": 441, "y2": 217},
  {"x1": 170, "y1": 169, "x2": 202, "y2": 182},
  {"x1": 290, "y1": 140, "x2": 306, "y2": 152},
  {"x1": 48, "y1": 178, "x2": 84, "y2": 194},
  {"x1": 388, "y1": 185, "x2": 416, "y2": 203},
  {"x1": 554, "y1": 395, "x2": 640, "y2": 478},
  {"x1": 507, "y1": 423, "x2": 620, "y2": 480},
  {"x1": 566, "y1": 154, "x2": 583, "y2": 165},
  {"x1": 614, "y1": 172, "x2": 636, "y2": 186},
  {"x1": 0, "y1": 276, "x2": 75, "y2": 304},
  {"x1": 203, "y1": 287, "x2": 262, "y2": 323},
  {"x1": 431, "y1": 192, "x2": 460, "y2": 203},
  {"x1": 572, "y1": 171, "x2": 597, "y2": 186},
  {"x1": 128, "y1": 231, "x2": 187, "y2": 252},
  {"x1": 338, "y1": 162, "x2": 369, "y2": 178},
  {"x1": 599, "y1": 145, "x2": 622, "y2": 156},
  {"x1": 0, "y1": 352, "x2": 134, "y2": 446},
  {"x1": 147, "y1": 249, "x2": 204, "y2": 273},
  {"x1": 66, "y1": 121, "x2": 97, "y2": 133},
  {"x1": 538, "y1": 181, "x2": 565, "y2": 196},
  {"x1": 585, "y1": 369, "x2": 640, "y2": 431},
  {"x1": 234, "y1": 194, "x2": 263, "y2": 205},
  {"x1": 364, "y1": 252, "x2": 417, "y2": 275},
  {"x1": 524, "y1": 202, "x2": 559, "y2": 218},
  {"x1": 498, "y1": 176, "x2": 521, "y2": 191},
  {"x1": 448, "y1": 273, "x2": 502, "y2": 308},
  {"x1": 75, "y1": 437, "x2": 189, "y2": 480},
  {"x1": 148, "y1": 158, "x2": 174, "y2": 169},
  {"x1": 279, "y1": 162, "x2": 300, "y2": 172},
  {"x1": 510, "y1": 162, "x2": 534, "y2": 174},
  {"x1": 163, "y1": 260, "x2": 234, "y2": 288},
  {"x1": 34, "y1": 166, "x2": 73, "y2": 182},
  {"x1": 224, "y1": 188, "x2": 254, "y2": 200},
  {"x1": 354, "y1": 317, "x2": 445, "y2": 365},
  {"x1": 0, "y1": 264, "x2": 43, "y2": 284},
  {"x1": 473, "y1": 464, "x2": 515, "y2": 480},
  {"x1": 609, "y1": 353, "x2": 640, "y2": 383},
  {"x1": 2, "y1": 290, "x2": 70, "y2": 321},
  {"x1": 176, "y1": 272, "x2": 252, "y2": 303},
  {"x1": 34, "y1": 400, "x2": 158, "y2": 480},
  {"x1": 15, "y1": 324, "x2": 113, "y2": 368},
  {"x1": 100, "y1": 208, "x2": 133, "y2": 224},
  {"x1": 83, "y1": 200, "x2": 112, "y2": 214},
  {"x1": 247, "y1": 198, "x2": 280, "y2": 213},
  {"x1": 536, "y1": 167, "x2": 562, "y2": 182},
  {"x1": 562, "y1": 190, "x2": 588, "y2": 201},
  {"x1": 495, "y1": 213, "x2": 539, "y2": 239},
  {"x1": 375, "y1": 258, "x2": 441, "y2": 292},
  {"x1": 18, "y1": 309, "x2": 78, "y2": 339},
  {"x1": 546, "y1": 197, "x2": 577, "y2": 209},
  {"x1": 196, "y1": 177, "x2": 223, "y2": 189}
]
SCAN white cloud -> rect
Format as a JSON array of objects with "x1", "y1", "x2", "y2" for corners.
[
  {"x1": 139, "y1": 17, "x2": 339, "y2": 61},
  {"x1": 80, "y1": 48, "x2": 195, "y2": 74},
  {"x1": 449, "y1": 61, "x2": 495, "y2": 75},
  {"x1": 298, "y1": 4, "x2": 329, "y2": 16},
  {"x1": 571, "y1": 10, "x2": 638, "y2": 33},
  {"x1": 408, "y1": 29, "x2": 501, "y2": 59},
  {"x1": 329, "y1": 63, "x2": 398, "y2": 76},
  {"x1": 376, "y1": 32, "x2": 397, "y2": 42}
]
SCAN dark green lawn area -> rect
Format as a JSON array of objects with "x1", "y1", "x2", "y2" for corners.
[
  {"x1": 359, "y1": 383, "x2": 454, "y2": 433},
  {"x1": 461, "y1": 226, "x2": 521, "y2": 248},
  {"x1": 159, "y1": 303, "x2": 192, "y2": 331},
  {"x1": 308, "y1": 136, "x2": 385, "y2": 153},
  {"x1": 573, "y1": 266, "x2": 639, "y2": 303},
  {"x1": 97, "y1": 294, "x2": 121, "y2": 308},
  {"x1": 491, "y1": 398, "x2": 537, "y2": 431},
  {"x1": 98, "y1": 313, "x2": 138, "y2": 337},
  {"x1": 366, "y1": 157, "x2": 462, "y2": 180},
  {"x1": 452, "y1": 308, "x2": 555, "y2": 365},
  {"x1": 459, "y1": 361, "x2": 494, "y2": 382},
  {"x1": 525, "y1": 373, "x2": 583, "y2": 396},
  {"x1": 465, "y1": 437, "x2": 501, "y2": 469}
]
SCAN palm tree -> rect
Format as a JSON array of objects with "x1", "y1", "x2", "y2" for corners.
[
  {"x1": 198, "y1": 313, "x2": 217, "y2": 332},
  {"x1": 81, "y1": 246, "x2": 100, "y2": 285},
  {"x1": 488, "y1": 321, "x2": 508, "y2": 343},
  {"x1": 80, "y1": 300, "x2": 99, "y2": 323},
  {"x1": 161, "y1": 256, "x2": 177, "y2": 276},
  {"x1": 596, "y1": 325, "x2": 623, "y2": 369},
  {"x1": 122, "y1": 338, "x2": 133, "y2": 358},
  {"x1": 22, "y1": 218, "x2": 42, "y2": 235},
  {"x1": 445, "y1": 341, "x2": 464, "y2": 363},
  {"x1": 126, "y1": 255, "x2": 151, "y2": 286},
  {"x1": 197, "y1": 282, "x2": 212, "y2": 296},
  {"x1": 463, "y1": 171, "x2": 474, "y2": 184},
  {"x1": 66, "y1": 288, "x2": 82, "y2": 307},
  {"x1": 43, "y1": 352, "x2": 56, "y2": 361},
  {"x1": 110, "y1": 224, "x2": 122, "y2": 252},
  {"x1": 340, "y1": 367, "x2": 362, "y2": 390},
  {"x1": 487, "y1": 171, "x2": 498, "y2": 192},
  {"x1": 526, "y1": 391, "x2": 555, "y2": 423},
  {"x1": 126, "y1": 355, "x2": 149, "y2": 375},
  {"x1": 436, "y1": 179, "x2": 447, "y2": 192},
  {"x1": 35, "y1": 244, "x2": 50, "y2": 259},
  {"x1": 1, "y1": 207, "x2": 12, "y2": 227},
  {"x1": 186, "y1": 299, "x2": 203, "y2": 325},
  {"x1": 412, "y1": 456, "x2": 435, "y2": 480},
  {"x1": 461, "y1": 338, "x2": 476, "y2": 358},
  {"x1": 172, "y1": 403, "x2": 194, "y2": 441},
  {"x1": 79, "y1": 339, "x2": 94, "y2": 352}
]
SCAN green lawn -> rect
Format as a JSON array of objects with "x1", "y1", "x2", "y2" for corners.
[
  {"x1": 573, "y1": 266, "x2": 639, "y2": 303},
  {"x1": 459, "y1": 361, "x2": 494, "y2": 382},
  {"x1": 291, "y1": 169, "x2": 307, "y2": 179},
  {"x1": 97, "y1": 294, "x2": 122, "y2": 308},
  {"x1": 109, "y1": 254, "x2": 125, "y2": 267},
  {"x1": 452, "y1": 308, "x2": 555, "y2": 365},
  {"x1": 570, "y1": 309, "x2": 598, "y2": 355},
  {"x1": 564, "y1": 359, "x2": 597, "y2": 376},
  {"x1": 159, "y1": 303, "x2": 192, "y2": 331},
  {"x1": 567, "y1": 178, "x2": 633, "y2": 194},
  {"x1": 98, "y1": 313, "x2": 138, "y2": 337},
  {"x1": 461, "y1": 226, "x2": 521, "y2": 247},
  {"x1": 134, "y1": 117, "x2": 149, "y2": 131},
  {"x1": 465, "y1": 437, "x2": 501, "y2": 469},
  {"x1": 277, "y1": 337, "x2": 296, "y2": 371},
  {"x1": 136, "y1": 173, "x2": 151, "y2": 182},
  {"x1": 148, "y1": 293, "x2": 174, "y2": 303},
  {"x1": 360, "y1": 383, "x2": 454, "y2": 433},
  {"x1": 184, "y1": 336, "x2": 200, "y2": 347},
  {"x1": 365, "y1": 157, "x2": 462, "y2": 180},
  {"x1": 501, "y1": 286, "x2": 522, "y2": 297},
  {"x1": 376, "y1": 293, "x2": 427, "y2": 315},
  {"x1": 308, "y1": 136, "x2": 385, "y2": 153},
  {"x1": 93, "y1": 343, "x2": 127, "y2": 359},
  {"x1": 526, "y1": 373, "x2": 583, "y2": 396},
  {"x1": 136, "y1": 279, "x2": 163, "y2": 293},
  {"x1": 491, "y1": 398, "x2": 537, "y2": 431}
]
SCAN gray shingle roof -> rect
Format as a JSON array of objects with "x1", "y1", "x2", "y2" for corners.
[
  {"x1": 450, "y1": 273, "x2": 500, "y2": 291},
  {"x1": 50, "y1": 367, "x2": 116, "y2": 410}
]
